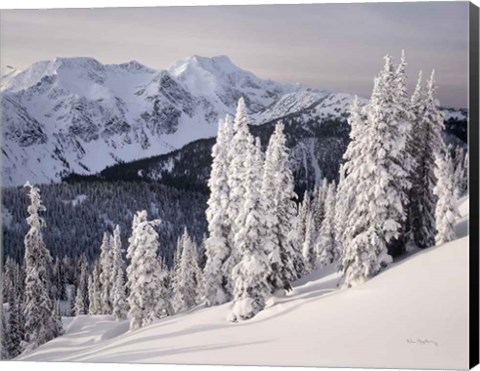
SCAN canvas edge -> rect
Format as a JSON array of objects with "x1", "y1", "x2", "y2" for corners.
[{"x1": 469, "y1": 1, "x2": 480, "y2": 370}]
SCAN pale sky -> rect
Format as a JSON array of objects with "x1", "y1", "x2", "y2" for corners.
[{"x1": 0, "y1": 2, "x2": 470, "y2": 107}]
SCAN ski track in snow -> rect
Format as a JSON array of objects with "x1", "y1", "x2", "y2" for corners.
[{"x1": 18, "y1": 198, "x2": 470, "y2": 369}]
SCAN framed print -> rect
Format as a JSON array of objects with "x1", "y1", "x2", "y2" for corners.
[{"x1": 1, "y1": 1, "x2": 479, "y2": 369}]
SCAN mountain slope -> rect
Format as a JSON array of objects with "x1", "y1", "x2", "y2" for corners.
[
  {"x1": 18, "y1": 197, "x2": 470, "y2": 369},
  {"x1": 87, "y1": 110, "x2": 466, "y2": 195},
  {"x1": 1, "y1": 55, "x2": 467, "y2": 186}
]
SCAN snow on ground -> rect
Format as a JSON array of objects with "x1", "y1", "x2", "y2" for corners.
[{"x1": 19, "y1": 198, "x2": 470, "y2": 369}]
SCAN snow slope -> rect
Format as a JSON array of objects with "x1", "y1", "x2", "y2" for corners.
[{"x1": 18, "y1": 198, "x2": 470, "y2": 369}]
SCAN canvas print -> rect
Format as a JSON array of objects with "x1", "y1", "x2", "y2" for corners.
[{"x1": 0, "y1": 1, "x2": 478, "y2": 369}]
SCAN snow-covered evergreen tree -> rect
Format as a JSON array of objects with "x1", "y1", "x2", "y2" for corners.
[
  {"x1": 453, "y1": 146, "x2": 468, "y2": 199},
  {"x1": 74, "y1": 283, "x2": 86, "y2": 316},
  {"x1": 391, "y1": 50, "x2": 415, "y2": 254},
  {"x1": 334, "y1": 164, "x2": 347, "y2": 254},
  {"x1": 312, "y1": 178, "x2": 328, "y2": 230},
  {"x1": 1, "y1": 306, "x2": 8, "y2": 360},
  {"x1": 2, "y1": 258, "x2": 19, "y2": 305},
  {"x1": 127, "y1": 211, "x2": 168, "y2": 330},
  {"x1": 88, "y1": 262, "x2": 102, "y2": 315},
  {"x1": 298, "y1": 190, "x2": 311, "y2": 244},
  {"x1": 99, "y1": 232, "x2": 114, "y2": 314},
  {"x1": 229, "y1": 143, "x2": 272, "y2": 321},
  {"x1": 74, "y1": 255, "x2": 89, "y2": 316},
  {"x1": 316, "y1": 182, "x2": 338, "y2": 268},
  {"x1": 434, "y1": 149, "x2": 459, "y2": 244},
  {"x1": 22, "y1": 183, "x2": 62, "y2": 352},
  {"x1": 302, "y1": 210, "x2": 316, "y2": 272},
  {"x1": 341, "y1": 54, "x2": 412, "y2": 287},
  {"x1": 173, "y1": 229, "x2": 203, "y2": 312},
  {"x1": 407, "y1": 70, "x2": 446, "y2": 249},
  {"x1": 6, "y1": 293, "x2": 23, "y2": 359},
  {"x1": 225, "y1": 98, "x2": 254, "y2": 290},
  {"x1": 111, "y1": 225, "x2": 128, "y2": 320},
  {"x1": 204, "y1": 116, "x2": 234, "y2": 306},
  {"x1": 261, "y1": 122, "x2": 298, "y2": 293}
]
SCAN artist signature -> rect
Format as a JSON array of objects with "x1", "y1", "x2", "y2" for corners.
[{"x1": 406, "y1": 338, "x2": 439, "y2": 347}]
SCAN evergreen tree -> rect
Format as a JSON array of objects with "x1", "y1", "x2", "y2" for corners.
[
  {"x1": 22, "y1": 183, "x2": 62, "y2": 352},
  {"x1": 54, "y1": 257, "x2": 67, "y2": 301},
  {"x1": 204, "y1": 116, "x2": 234, "y2": 306},
  {"x1": 74, "y1": 257, "x2": 89, "y2": 316},
  {"x1": 158, "y1": 257, "x2": 174, "y2": 317},
  {"x1": 2, "y1": 258, "x2": 19, "y2": 305},
  {"x1": 391, "y1": 50, "x2": 415, "y2": 254},
  {"x1": 316, "y1": 182, "x2": 338, "y2": 268},
  {"x1": 0, "y1": 310, "x2": 10, "y2": 360},
  {"x1": 263, "y1": 122, "x2": 298, "y2": 293},
  {"x1": 127, "y1": 211, "x2": 168, "y2": 330},
  {"x1": 173, "y1": 229, "x2": 203, "y2": 312},
  {"x1": 229, "y1": 143, "x2": 272, "y2": 321},
  {"x1": 311, "y1": 178, "x2": 328, "y2": 232},
  {"x1": 453, "y1": 146, "x2": 468, "y2": 198},
  {"x1": 434, "y1": 149, "x2": 459, "y2": 244},
  {"x1": 1, "y1": 306, "x2": 8, "y2": 360},
  {"x1": 341, "y1": 54, "x2": 414, "y2": 286},
  {"x1": 341, "y1": 56, "x2": 405, "y2": 287},
  {"x1": 334, "y1": 164, "x2": 348, "y2": 255},
  {"x1": 99, "y1": 232, "x2": 114, "y2": 314},
  {"x1": 302, "y1": 211, "x2": 316, "y2": 272},
  {"x1": 407, "y1": 70, "x2": 447, "y2": 249},
  {"x1": 225, "y1": 98, "x2": 254, "y2": 291},
  {"x1": 111, "y1": 225, "x2": 128, "y2": 321},
  {"x1": 88, "y1": 262, "x2": 102, "y2": 315},
  {"x1": 298, "y1": 190, "x2": 311, "y2": 245},
  {"x1": 6, "y1": 293, "x2": 23, "y2": 359},
  {"x1": 74, "y1": 284, "x2": 85, "y2": 316}
]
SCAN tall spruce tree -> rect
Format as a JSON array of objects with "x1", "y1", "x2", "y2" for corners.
[
  {"x1": 391, "y1": 50, "x2": 415, "y2": 254},
  {"x1": 262, "y1": 122, "x2": 298, "y2": 293},
  {"x1": 334, "y1": 163, "x2": 347, "y2": 255},
  {"x1": 74, "y1": 255, "x2": 89, "y2": 316},
  {"x1": 1, "y1": 305, "x2": 8, "y2": 360},
  {"x1": 298, "y1": 190, "x2": 311, "y2": 245},
  {"x1": 434, "y1": 149, "x2": 459, "y2": 244},
  {"x1": 173, "y1": 229, "x2": 203, "y2": 312},
  {"x1": 6, "y1": 293, "x2": 23, "y2": 358},
  {"x1": 229, "y1": 141, "x2": 272, "y2": 321},
  {"x1": 204, "y1": 116, "x2": 234, "y2": 306},
  {"x1": 99, "y1": 232, "x2": 114, "y2": 314},
  {"x1": 316, "y1": 182, "x2": 338, "y2": 268},
  {"x1": 22, "y1": 183, "x2": 62, "y2": 352},
  {"x1": 453, "y1": 146, "x2": 468, "y2": 199},
  {"x1": 408, "y1": 70, "x2": 446, "y2": 249},
  {"x1": 341, "y1": 55, "x2": 409, "y2": 287},
  {"x1": 127, "y1": 211, "x2": 168, "y2": 330},
  {"x1": 302, "y1": 210, "x2": 317, "y2": 272},
  {"x1": 88, "y1": 262, "x2": 102, "y2": 315},
  {"x1": 225, "y1": 98, "x2": 253, "y2": 293},
  {"x1": 111, "y1": 225, "x2": 129, "y2": 320}
]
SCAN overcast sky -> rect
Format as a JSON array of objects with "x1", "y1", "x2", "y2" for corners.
[{"x1": 0, "y1": 2, "x2": 469, "y2": 107}]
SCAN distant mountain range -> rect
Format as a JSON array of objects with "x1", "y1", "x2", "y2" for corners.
[{"x1": 1, "y1": 55, "x2": 467, "y2": 187}]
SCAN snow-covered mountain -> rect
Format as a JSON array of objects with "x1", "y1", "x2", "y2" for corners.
[{"x1": 0, "y1": 55, "x2": 467, "y2": 186}]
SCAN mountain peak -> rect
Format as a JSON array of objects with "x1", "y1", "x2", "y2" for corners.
[
  {"x1": 168, "y1": 55, "x2": 243, "y2": 78},
  {"x1": 110, "y1": 60, "x2": 155, "y2": 73}
]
